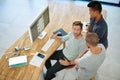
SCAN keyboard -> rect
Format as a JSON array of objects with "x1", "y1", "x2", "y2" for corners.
[{"x1": 41, "y1": 39, "x2": 55, "y2": 52}]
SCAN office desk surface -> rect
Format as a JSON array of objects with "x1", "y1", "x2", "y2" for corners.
[
  {"x1": 0, "y1": 1, "x2": 107, "y2": 80},
  {"x1": 0, "y1": 31, "x2": 61, "y2": 80}
]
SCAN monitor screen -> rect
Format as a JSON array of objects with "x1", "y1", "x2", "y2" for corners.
[{"x1": 29, "y1": 7, "x2": 49, "y2": 43}]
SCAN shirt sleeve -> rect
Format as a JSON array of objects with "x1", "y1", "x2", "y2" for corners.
[
  {"x1": 79, "y1": 38, "x2": 88, "y2": 53},
  {"x1": 78, "y1": 57, "x2": 88, "y2": 69},
  {"x1": 95, "y1": 23, "x2": 107, "y2": 39},
  {"x1": 61, "y1": 32, "x2": 71, "y2": 42},
  {"x1": 78, "y1": 52, "x2": 92, "y2": 69}
]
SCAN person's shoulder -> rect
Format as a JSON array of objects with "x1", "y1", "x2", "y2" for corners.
[
  {"x1": 98, "y1": 17, "x2": 108, "y2": 29},
  {"x1": 80, "y1": 36, "x2": 85, "y2": 40},
  {"x1": 90, "y1": 18, "x2": 94, "y2": 23},
  {"x1": 63, "y1": 32, "x2": 73, "y2": 39},
  {"x1": 101, "y1": 16, "x2": 107, "y2": 25},
  {"x1": 90, "y1": 17, "x2": 94, "y2": 21},
  {"x1": 68, "y1": 32, "x2": 73, "y2": 36},
  {"x1": 69, "y1": 32, "x2": 72, "y2": 34},
  {"x1": 98, "y1": 44, "x2": 106, "y2": 52}
]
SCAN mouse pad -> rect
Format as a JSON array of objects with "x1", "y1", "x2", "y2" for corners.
[{"x1": 53, "y1": 28, "x2": 67, "y2": 36}]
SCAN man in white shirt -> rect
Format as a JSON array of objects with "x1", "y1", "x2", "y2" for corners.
[
  {"x1": 45, "y1": 21, "x2": 87, "y2": 80},
  {"x1": 60, "y1": 32, "x2": 106, "y2": 80}
]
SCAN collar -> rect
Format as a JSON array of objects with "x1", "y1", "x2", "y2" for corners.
[{"x1": 95, "y1": 15, "x2": 104, "y2": 25}]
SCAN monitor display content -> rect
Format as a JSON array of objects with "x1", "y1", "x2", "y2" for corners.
[{"x1": 29, "y1": 7, "x2": 49, "y2": 43}]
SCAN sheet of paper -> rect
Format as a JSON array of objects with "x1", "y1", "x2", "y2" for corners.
[
  {"x1": 29, "y1": 52, "x2": 46, "y2": 67},
  {"x1": 9, "y1": 55, "x2": 27, "y2": 65}
]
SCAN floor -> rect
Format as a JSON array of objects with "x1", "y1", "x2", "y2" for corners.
[{"x1": 0, "y1": 0, "x2": 120, "y2": 80}]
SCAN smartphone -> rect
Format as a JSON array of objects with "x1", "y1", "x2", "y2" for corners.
[{"x1": 37, "y1": 53, "x2": 45, "y2": 59}]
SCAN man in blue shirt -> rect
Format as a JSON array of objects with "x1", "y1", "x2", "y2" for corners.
[{"x1": 86, "y1": 1, "x2": 108, "y2": 49}]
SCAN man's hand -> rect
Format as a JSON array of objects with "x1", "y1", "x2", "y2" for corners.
[
  {"x1": 59, "y1": 58, "x2": 70, "y2": 66},
  {"x1": 51, "y1": 34, "x2": 62, "y2": 41},
  {"x1": 50, "y1": 34, "x2": 57, "y2": 39},
  {"x1": 86, "y1": 23, "x2": 90, "y2": 31}
]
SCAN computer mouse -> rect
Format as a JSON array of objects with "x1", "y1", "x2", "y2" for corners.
[
  {"x1": 57, "y1": 32, "x2": 62, "y2": 36},
  {"x1": 57, "y1": 33, "x2": 62, "y2": 36},
  {"x1": 24, "y1": 46, "x2": 30, "y2": 50}
]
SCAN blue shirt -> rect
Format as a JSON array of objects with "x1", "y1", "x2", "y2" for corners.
[{"x1": 89, "y1": 16, "x2": 108, "y2": 49}]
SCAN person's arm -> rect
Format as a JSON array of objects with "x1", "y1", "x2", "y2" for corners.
[
  {"x1": 86, "y1": 23, "x2": 91, "y2": 31},
  {"x1": 51, "y1": 34, "x2": 62, "y2": 42},
  {"x1": 74, "y1": 50, "x2": 88, "y2": 66},
  {"x1": 59, "y1": 49, "x2": 88, "y2": 66},
  {"x1": 78, "y1": 50, "x2": 88, "y2": 58},
  {"x1": 59, "y1": 58, "x2": 75, "y2": 66},
  {"x1": 51, "y1": 33, "x2": 70, "y2": 42},
  {"x1": 95, "y1": 25, "x2": 107, "y2": 40},
  {"x1": 87, "y1": 18, "x2": 94, "y2": 32}
]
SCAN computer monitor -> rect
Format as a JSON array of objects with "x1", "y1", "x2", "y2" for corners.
[{"x1": 29, "y1": 6, "x2": 49, "y2": 43}]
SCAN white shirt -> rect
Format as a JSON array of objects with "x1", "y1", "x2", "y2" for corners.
[
  {"x1": 62, "y1": 32, "x2": 87, "y2": 61},
  {"x1": 77, "y1": 44, "x2": 106, "y2": 80}
]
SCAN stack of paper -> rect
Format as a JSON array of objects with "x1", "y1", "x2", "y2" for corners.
[{"x1": 9, "y1": 55, "x2": 27, "y2": 68}]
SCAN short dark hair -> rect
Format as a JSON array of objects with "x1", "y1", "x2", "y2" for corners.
[
  {"x1": 72, "y1": 21, "x2": 83, "y2": 29},
  {"x1": 87, "y1": 1, "x2": 102, "y2": 13}
]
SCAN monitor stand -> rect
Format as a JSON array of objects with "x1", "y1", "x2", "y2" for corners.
[{"x1": 38, "y1": 31, "x2": 47, "y2": 39}]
